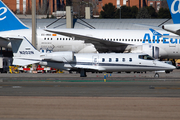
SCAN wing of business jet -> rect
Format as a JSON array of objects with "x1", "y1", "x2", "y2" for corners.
[{"x1": 45, "y1": 28, "x2": 131, "y2": 52}]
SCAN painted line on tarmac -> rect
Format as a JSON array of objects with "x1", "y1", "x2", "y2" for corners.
[{"x1": 1, "y1": 79, "x2": 157, "y2": 83}]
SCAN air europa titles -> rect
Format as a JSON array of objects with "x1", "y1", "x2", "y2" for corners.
[{"x1": 142, "y1": 33, "x2": 179, "y2": 44}]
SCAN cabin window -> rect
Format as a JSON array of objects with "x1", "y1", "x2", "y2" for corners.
[
  {"x1": 102, "y1": 58, "x2": 105, "y2": 62},
  {"x1": 139, "y1": 55, "x2": 154, "y2": 60},
  {"x1": 57, "y1": 38, "x2": 59, "y2": 40},
  {"x1": 129, "y1": 58, "x2": 132, "y2": 62},
  {"x1": 116, "y1": 58, "x2": 118, "y2": 62},
  {"x1": 63, "y1": 38, "x2": 64, "y2": 40},
  {"x1": 51, "y1": 38, "x2": 52, "y2": 40},
  {"x1": 116, "y1": 39, "x2": 118, "y2": 41},
  {"x1": 109, "y1": 58, "x2": 112, "y2": 62},
  {"x1": 47, "y1": 38, "x2": 49, "y2": 40},
  {"x1": 44, "y1": 38, "x2": 46, "y2": 40},
  {"x1": 122, "y1": 58, "x2": 125, "y2": 62}
]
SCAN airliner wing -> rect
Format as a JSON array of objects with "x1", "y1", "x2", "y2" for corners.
[{"x1": 45, "y1": 29, "x2": 130, "y2": 52}]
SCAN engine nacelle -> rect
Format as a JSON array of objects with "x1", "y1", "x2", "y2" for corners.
[
  {"x1": 42, "y1": 51, "x2": 74, "y2": 62},
  {"x1": 130, "y1": 45, "x2": 159, "y2": 59},
  {"x1": 162, "y1": 24, "x2": 180, "y2": 35}
]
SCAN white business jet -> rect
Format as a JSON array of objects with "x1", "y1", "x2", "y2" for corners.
[
  {"x1": 9, "y1": 37, "x2": 175, "y2": 77},
  {"x1": 0, "y1": 0, "x2": 179, "y2": 59}
]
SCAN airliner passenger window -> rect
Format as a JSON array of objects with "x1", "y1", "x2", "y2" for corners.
[
  {"x1": 44, "y1": 38, "x2": 46, "y2": 40},
  {"x1": 102, "y1": 58, "x2": 105, "y2": 62},
  {"x1": 122, "y1": 58, "x2": 125, "y2": 62},
  {"x1": 109, "y1": 58, "x2": 112, "y2": 62},
  {"x1": 129, "y1": 58, "x2": 132, "y2": 62}
]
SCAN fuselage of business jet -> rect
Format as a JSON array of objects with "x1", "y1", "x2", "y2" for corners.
[{"x1": 0, "y1": 28, "x2": 179, "y2": 58}]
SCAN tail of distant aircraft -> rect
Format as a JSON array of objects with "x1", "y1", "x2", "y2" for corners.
[
  {"x1": 167, "y1": 0, "x2": 180, "y2": 24},
  {"x1": 10, "y1": 37, "x2": 41, "y2": 66},
  {"x1": 0, "y1": 0, "x2": 29, "y2": 31}
]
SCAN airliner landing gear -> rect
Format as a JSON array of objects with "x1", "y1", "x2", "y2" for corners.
[
  {"x1": 80, "y1": 69, "x2": 87, "y2": 77},
  {"x1": 154, "y1": 73, "x2": 159, "y2": 78}
]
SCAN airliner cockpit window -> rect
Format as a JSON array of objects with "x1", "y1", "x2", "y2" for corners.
[{"x1": 139, "y1": 55, "x2": 154, "y2": 60}]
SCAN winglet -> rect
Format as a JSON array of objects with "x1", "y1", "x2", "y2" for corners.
[
  {"x1": 167, "y1": 0, "x2": 180, "y2": 24},
  {"x1": 149, "y1": 28, "x2": 162, "y2": 36},
  {"x1": 0, "y1": 1, "x2": 29, "y2": 32}
]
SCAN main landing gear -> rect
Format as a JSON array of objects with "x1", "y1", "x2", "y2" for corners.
[{"x1": 80, "y1": 69, "x2": 87, "y2": 77}]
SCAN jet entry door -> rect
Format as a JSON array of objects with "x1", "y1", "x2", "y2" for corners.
[{"x1": 92, "y1": 56, "x2": 99, "y2": 66}]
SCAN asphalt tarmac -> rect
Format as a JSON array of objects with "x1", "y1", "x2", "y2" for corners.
[
  {"x1": 0, "y1": 70, "x2": 180, "y2": 97},
  {"x1": 0, "y1": 70, "x2": 180, "y2": 120}
]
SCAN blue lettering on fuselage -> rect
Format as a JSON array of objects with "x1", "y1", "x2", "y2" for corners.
[
  {"x1": 142, "y1": 33, "x2": 180, "y2": 44},
  {"x1": 19, "y1": 51, "x2": 34, "y2": 54}
]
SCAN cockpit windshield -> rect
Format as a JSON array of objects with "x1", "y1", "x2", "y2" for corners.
[{"x1": 139, "y1": 55, "x2": 154, "y2": 60}]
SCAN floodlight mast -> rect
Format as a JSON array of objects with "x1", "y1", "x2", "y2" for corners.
[{"x1": 32, "y1": 0, "x2": 36, "y2": 48}]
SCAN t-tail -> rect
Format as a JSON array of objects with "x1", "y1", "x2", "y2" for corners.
[
  {"x1": 167, "y1": 0, "x2": 180, "y2": 24},
  {"x1": 10, "y1": 37, "x2": 41, "y2": 66},
  {"x1": 0, "y1": 0, "x2": 29, "y2": 31}
]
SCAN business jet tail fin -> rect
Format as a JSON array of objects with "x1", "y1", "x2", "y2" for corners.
[{"x1": 10, "y1": 37, "x2": 41, "y2": 66}]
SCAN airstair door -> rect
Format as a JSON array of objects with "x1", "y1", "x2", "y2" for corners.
[{"x1": 92, "y1": 55, "x2": 99, "y2": 66}]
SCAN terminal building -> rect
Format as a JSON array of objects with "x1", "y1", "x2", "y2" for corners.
[{"x1": 2, "y1": 0, "x2": 168, "y2": 15}]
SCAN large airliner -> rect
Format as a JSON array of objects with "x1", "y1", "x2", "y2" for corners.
[
  {"x1": 9, "y1": 36, "x2": 175, "y2": 77},
  {"x1": 0, "y1": 0, "x2": 179, "y2": 59},
  {"x1": 0, "y1": 1, "x2": 97, "y2": 53}
]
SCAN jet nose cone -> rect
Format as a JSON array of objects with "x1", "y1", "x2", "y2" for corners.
[{"x1": 166, "y1": 64, "x2": 176, "y2": 70}]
